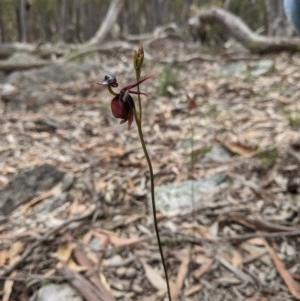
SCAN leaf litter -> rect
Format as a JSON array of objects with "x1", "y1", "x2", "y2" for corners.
[{"x1": 0, "y1": 40, "x2": 300, "y2": 300}]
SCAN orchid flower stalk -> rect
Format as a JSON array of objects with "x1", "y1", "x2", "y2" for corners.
[
  {"x1": 133, "y1": 46, "x2": 172, "y2": 301},
  {"x1": 99, "y1": 46, "x2": 172, "y2": 301}
]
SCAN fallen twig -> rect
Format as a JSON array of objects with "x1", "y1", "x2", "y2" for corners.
[{"x1": 0, "y1": 208, "x2": 96, "y2": 277}]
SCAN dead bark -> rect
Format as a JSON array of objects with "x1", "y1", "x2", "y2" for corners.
[
  {"x1": 88, "y1": 0, "x2": 125, "y2": 45},
  {"x1": 59, "y1": 267, "x2": 116, "y2": 301},
  {"x1": 264, "y1": 0, "x2": 289, "y2": 36},
  {"x1": 0, "y1": 42, "x2": 64, "y2": 59},
  {"x1": 195, "y1": 7, "x2": 300, "y2": 54},
  {"x1": 3, "y1": 6, "x2": 300, "y2": 72},
  {"x1": 0, "y1": 59, "x2": 50, "y2": 71}
]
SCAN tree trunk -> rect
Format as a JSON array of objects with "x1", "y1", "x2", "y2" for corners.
[
  {"x1": 88, "y1": 0, "x2": 125, "y2": 44},
  {"x1": 195, "y1": 7, "x2": 300, "y2": 54},
  {"x1": 0, "y1": 1, "x2": 6, "y2": 42},
  {"x1": 59, "y1": 0, "x2": 67, "y2": 41},
  {"x1": 265, "y1": 0, "x2": 289, "y2": 36}
]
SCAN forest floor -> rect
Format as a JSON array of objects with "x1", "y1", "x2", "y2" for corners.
[{"x1": 1, "y1": 37, "x2": 300, "y2": 301}]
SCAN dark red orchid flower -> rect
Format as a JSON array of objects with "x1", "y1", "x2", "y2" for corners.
[{"x1": 100, "y1": 74, "x2": 151, "y2": 128}]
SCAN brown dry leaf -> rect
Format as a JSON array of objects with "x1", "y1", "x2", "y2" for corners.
[
  {"x1": 72, "y1": 246, "x2": 114, "y2": 298},
  {"x1": 86, "y1": 232, "x2": 110, "y2": 264},
  {"x1": 172, "y1": 250, "x2": 190, "y2": 301},
  {"x1": 22, "y1": 188, "x2": 56, "y2": 213},
  {"x1": 69, "y1": 199, "x2": 88, "y2": 215},
  {"x1": 59, "y1": 267, "x2": 115, "y2": 301},
  {"x1": 264, "y1": 239, "x2": 300, "y2": 300},
  {"x1": 220, "y1": 140, "x2": 257, "y2": 157},
  {"x1": 82, "y1": 230, "x2": 94, "y2": 244},
  {"x1": 100, "y1": 272, "x2": 112, "y2": 293},
  {"x1": 246, "y1": 238, "x2": 266, "y2": 246},
  {"x1": 9, "y1": 241, "x2": 24, "y2": 260},
  {"x1": 89, "y1": 230, "x2": 110, "y2": 246},
  {"x1": 109, "y1": 234, "x2": 143, "y2": 247},
  {"x1": 240, "y1": 243, "x2": 266, "y2": 265},
  {"x1": 96, "y1": 179, "x2": 107, "y2": 191},
  {"x1": 0, "y1": 174, "x2": 8, "y2": 187},
  {"x1": 0, "y1": 249, "x2": 8, "y2": 266},
  {"x1": 2, "y1": 271, "x2": 16, "y2": 301},
  {"x1": 67, "y1": 258, "x2": 87, "y2": 272},
  {"x1": 208, "y1": 221, "x2": 219, "y2": 238},
  {"x1": 54, "y1": 243, "x2": 74, "y2": 262},
  {"x1": 98, "y1": 227, "x2": 145, "y2": 247},
  {"x1": 194, "y1": 224, "x2": 214, "y2": 240},
  {"x1": 2, "y1": 165, "x2": 17, "y2": 175},
  {"x1": 101, "y1": 144, "x2": 125, "y2": 156},
  {"x1": 45, "y1": 269, "x2": 56, "y2": 276},
  {"x1": 127, "y1": 176, "x2": 136, "y2": 192},
  {"x1": 184, "y1": 284, "x2": 203, "y2": 297},
  {"x1": 232, "y1": 250, "x2": 243, "y2": 268},
  {"x1": 193, "y1": 258, "x2": 213, "y2": 279},
  {"x1": 0, "y1": 228, "x2": 35, "y2": 240},
  {"x1": 140, "y1": 259, "x2": 167, "y2": 291},
  {"x1": 245, "y1": 297, "x2": 268, "y2": 301},
  {"x1": 224, "y1": 214, "x2": 296, "y2": 233}
]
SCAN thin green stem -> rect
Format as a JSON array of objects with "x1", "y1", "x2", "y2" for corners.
[
  {"x1": 134, "y1": 95, "x2": 172, "y2": 301},
  {"x1": 135, "y1": 70, "x2": 142, "y2": 122},
  {"x1": 188, "y1": 113, "x2": 195, "y2": 262},
  {"x1": 108, "y1": 85, "x2": 118, "y2": 96},
  {"x1": 188, "y1": 113, "x2": 195, "y2": 222}
]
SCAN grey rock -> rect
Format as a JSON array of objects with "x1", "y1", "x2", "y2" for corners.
[
  {"x1": 62, "y1": 173, "x2": 75, "y2": 191},
  {"x1": 116, "y1": 267, "x2": 127, "y2": 277},
  {"x1": 29, "y1": 283, "x2": 83, "y2": 301},
  {"x1": 151, "y1": 174, "x2": 227, "y2": 212},
  {"x1": 202, "y1": 144, "x2": 232, "y2": 162},
  {"x1": 7, "y1": 61, "x2": 101, "y2": 86},
  {"x1": 125, "y1": 267, "x2": 137, "y2": 278},
  {"x1": 0, "y1": 163, "x2": 64, "y2": 214}
]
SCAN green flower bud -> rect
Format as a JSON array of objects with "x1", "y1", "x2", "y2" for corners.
[{"x1": 133, "y1": 45, "x2": 144, "y2": 79}]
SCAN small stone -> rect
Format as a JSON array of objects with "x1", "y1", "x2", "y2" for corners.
[
  {"x1": 0, "y1": 163, "x2": 64, "y2": 214},
  {"x1": 105, "y1": 254, "x2": 123, "y2": 267},
  {"x1": 89, "y1": 236, "x2": 103, "y2": 252},
  {"x1": 111, "y1": 282, "x2": 124, "y2": 291},
  {"x1": 1, "y1": 83, "x2": 17, "y2": 96},
  {"x1": 116, "y1": 267, "x2": 127, "y2": 277},
  {"x1": 62, "y1": 173, "x2": 75, "y2": 191},
  {"x1": 125, "y1": 267, "x2": 137, "y2": 278},
  {"x1": 29, "y1": 283, "x2": 83, "y2": 301},
  {"x1": 132, "y1": 284, "x2": 143, "y2": 293}
]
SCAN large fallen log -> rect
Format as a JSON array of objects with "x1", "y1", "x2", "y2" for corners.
[
  {"x1": 194, "y1": 7, "x2": 300, "y2": 54},
  {"x1": 0, "y1": 52, "x2": 51, "y2": 71},
  {"x1": 0, "y1": 59, "x2": 50, "y2": 71},
  {"x1": 0, "y1": 42, "x2": 65, "y2": 59}
]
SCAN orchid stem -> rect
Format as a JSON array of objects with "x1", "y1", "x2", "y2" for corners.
[
  {"x1": 107, "y1": 85, "x2": 116, "y2": 95},
  {"x1": 134, "y1": 82, "x2": 172, "y2": 301},
  {"x1": 135, "y1": 70, "x2": 142, "y2": 122}
]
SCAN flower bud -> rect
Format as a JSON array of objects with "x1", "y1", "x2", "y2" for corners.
[{"x1": 133, "y1": 45, "x2": 144, "y2": 77}]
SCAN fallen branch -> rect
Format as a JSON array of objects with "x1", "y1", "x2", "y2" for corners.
[
  {"x1": 0, "y1": 42, "x2": 64, "y2": 60},
  {"x1": 0, "y1": 60, "x2": 50, "y2": 71},
  {"x1": 264, "y1": 240, "x2": 300, "y2": 300},
  {"x1": 59, "y1": 267, "x2": 115, "y2": 301},
  {"x1": 166, "y1": 228, "x2": 300, "y2": 245},
  {"x1": 0, "y1": 209, "x2": 96, "y2": 277},
  {"x1": 195, "y1": 7, "x2": 300, "y2": 54}
]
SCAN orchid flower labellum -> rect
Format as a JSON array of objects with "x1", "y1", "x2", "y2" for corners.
[{"x1": 99, "y1": 74, "x2": 151, "y2": 128}]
